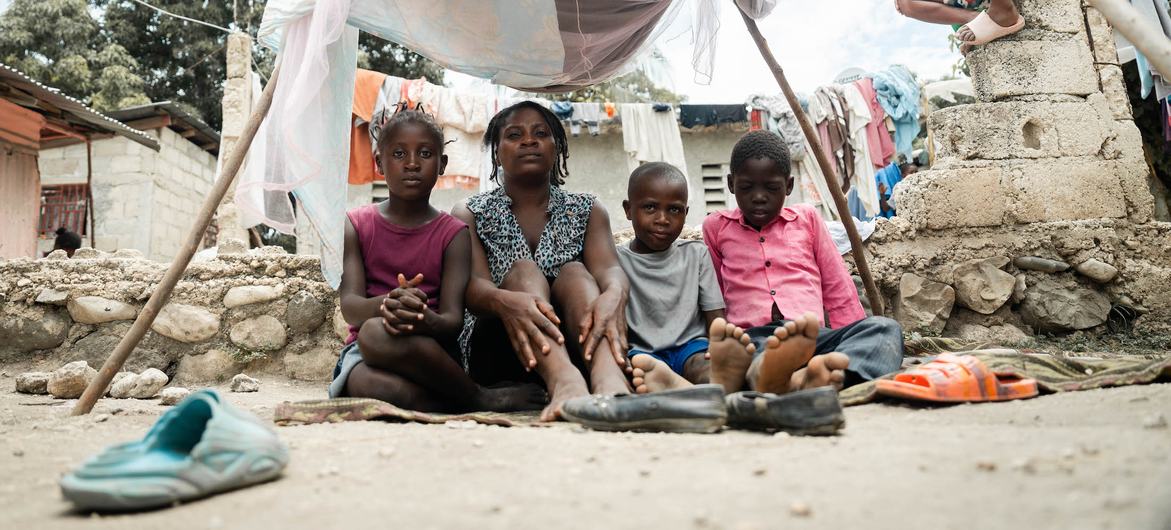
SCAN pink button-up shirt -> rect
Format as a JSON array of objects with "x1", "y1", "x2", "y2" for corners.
[{"x1": 702, "y1": 204, "x2": 865, "y2": 329}]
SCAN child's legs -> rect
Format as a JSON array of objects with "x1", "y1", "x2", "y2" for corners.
[
  {"x1": 550, "y1": 262, "x2": 631, "y2": 394},
  {"x1": 813, "y1": 316, "x2": 905, "y2": 386},
  {"x1": 346, "y1": 362, "x2": 448, "y2": 412},
  {"x1": 356, "y1": 317, "x2": 479, "y2": 407},
  {"x1": 896, "y1": 0, "x2": 980, "y2": 25}
]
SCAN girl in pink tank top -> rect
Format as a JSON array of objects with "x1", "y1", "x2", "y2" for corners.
[{"x1": 332, "y1": 105, "x2": 545, "y2": 414}]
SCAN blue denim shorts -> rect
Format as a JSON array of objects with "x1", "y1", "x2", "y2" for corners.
[{"x1": 628, "y1": 338, "x2": 709, "y2": 375}]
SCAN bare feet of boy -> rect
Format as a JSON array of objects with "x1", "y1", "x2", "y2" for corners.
[
  {"x1": 789, "y1": 353, "x2": 849, "y2": 391},
  {"x1": 630, "y1": 356, "x2": 691, "y2": 394},
  {"x1": 708, "y1": 318, "x2": 756, "y2": 394},
  {"x1": 754, "y1": 312, "x2": 819, "y2": 395},
  {"x1": 473, "y1": 383, "x2": 549, "y2": 412}
]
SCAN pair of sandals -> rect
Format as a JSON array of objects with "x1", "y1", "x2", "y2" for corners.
[
  {"x1": 561, "y1": 384, "x2": 846, "y2": 436},
  {"x1": 60, "y1": 389, "x2": 289, "y2": 512}
]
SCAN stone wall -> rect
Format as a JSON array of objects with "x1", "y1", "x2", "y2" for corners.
[
  {"x1": 37, "y1": 128, "x2": 217, "y2": 261},
  {"x1": 0, "y1": 243, "x2": 344, "y2": 384},
  {"x1": 875, "y1": 0, "x2": 1171, "y2": 339}
]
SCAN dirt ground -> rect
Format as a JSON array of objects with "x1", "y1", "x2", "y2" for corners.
[{"x1": 0, "y1": 375, "x2": 1169, "y2": 530}]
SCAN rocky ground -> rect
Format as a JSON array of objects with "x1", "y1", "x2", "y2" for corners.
[{"x1": 0, "y1": 374, "x2": 1168, "y2": 530}]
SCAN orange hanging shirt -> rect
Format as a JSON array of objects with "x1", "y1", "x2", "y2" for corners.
[{"x1": 348, "y1": 69, "x2": 388, "y2": 185}]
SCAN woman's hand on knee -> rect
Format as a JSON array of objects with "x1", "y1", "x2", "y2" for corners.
[
  {"x1": 579, "y1": 288, "x2": 629, "y2": 367},
  {"x1": 494, "y1": 290, "x2": 565, "y2": 370}
]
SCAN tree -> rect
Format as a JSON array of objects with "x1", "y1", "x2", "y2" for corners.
[
  {"x1": 0, "y1": 0, "x2": 149, "y2": 111},
  {"x1": 557, "y1": 70, "x2": 686, "y2": 104}
]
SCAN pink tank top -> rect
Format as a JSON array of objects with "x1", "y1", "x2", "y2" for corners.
[{"x1": 346, "y1": 204, "x2": 467, "y2": 343}]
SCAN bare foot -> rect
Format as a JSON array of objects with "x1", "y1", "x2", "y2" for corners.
[
  {"x1": 473, "y1": 383, "x2": 549, "y2": 412},
  {"x1": 630, "y1": 355, "x2": 691, "y2": 394},
  {"x1": 708, "y1": 318, "x2": 756, "y2": 394},
  {"x1": 755, "y1": 312, "x2": 819, "y2": 395},
  {"x1": 542, "y1": 380, "x2": 590, "y2": 422},
  {"x1": 790, "y1": 352, "x2": 850, "y2": 391}
]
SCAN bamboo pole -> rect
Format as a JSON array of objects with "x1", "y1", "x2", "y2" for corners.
[
  {"x1": 72, "y1": 64, "x2": 282, "y2": 415},
  {"x1": 736, "y1": 8, "x2": 886, "y2": 316},
  {"x1": 1088, "y1": 0, "x2": 1171, "y2": 79}
]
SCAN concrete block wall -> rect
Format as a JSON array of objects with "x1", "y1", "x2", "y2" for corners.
[{"x1": 37, "y1": 128, "x2": 217, "y2": 261}]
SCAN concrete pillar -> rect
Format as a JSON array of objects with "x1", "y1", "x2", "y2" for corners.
[
  {"x1": 216, "y1": 31, "x2": 253, "y2": 245},
  {"x1": 895, "y1": 0, "x2": 1155, "y2": 228}
]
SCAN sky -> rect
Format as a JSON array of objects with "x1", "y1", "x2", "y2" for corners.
[{"x1": 448, "y1": 0, "x2": 962, "y2": 103}]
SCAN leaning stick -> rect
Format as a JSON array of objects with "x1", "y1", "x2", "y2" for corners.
[
  {"x1": 1087, "y1": 0, "x2": 1171, "y2": 78},
  {"x1": 737, "y1": 8, "x2": 886, "y2": 316},
  {"x1": 72, "y1": 64, "x2": 282, "y2": 415}
]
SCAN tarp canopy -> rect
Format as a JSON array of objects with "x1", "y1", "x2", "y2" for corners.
[{"x1": 246, "y1": 0, "x2": 775, "y2": 287}]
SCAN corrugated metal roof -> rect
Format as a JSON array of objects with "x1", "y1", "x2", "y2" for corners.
[
  {"x1": 0, "y1": 63, "x2": 160, "y2": 151},
  {"x1": 106, "y1": 101, "x2": 220, "y2": 156}
]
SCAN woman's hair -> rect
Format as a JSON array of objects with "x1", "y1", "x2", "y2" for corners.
[
  {"x1": 372, "y1": 102, "x2": 445, "y2": 155},
  {"x1": 482, "y1": 100, "x2": 569, "y2": 186},
  {"x1": 54, "y1": 227, "x2": 81, "y2": 250}
]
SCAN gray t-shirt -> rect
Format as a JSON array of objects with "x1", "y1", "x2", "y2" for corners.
[{"x1": 617, "y1": 239, "x2": 726, "y2": 353}]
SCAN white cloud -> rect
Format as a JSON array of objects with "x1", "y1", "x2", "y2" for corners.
[{"x1": 656, "y1": 0, "x2": 963, "y2": 102}]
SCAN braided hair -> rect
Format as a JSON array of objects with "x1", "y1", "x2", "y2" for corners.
[
  {"x1": 372, "y1": 101, "x2": 446, "y2": 155},
  {"x1": 730, "y1": 130, "x2": 792, "y2": 177},
  {"x1": 482, "y1": 100, "x2": 570, "y2": 186}
]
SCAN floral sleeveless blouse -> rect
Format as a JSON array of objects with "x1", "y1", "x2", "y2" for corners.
[{"x1": 457, "y1": 185, "x2": 595, "y2": 365}]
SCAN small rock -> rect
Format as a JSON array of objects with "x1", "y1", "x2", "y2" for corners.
[
  {"x1": 789, "y1": 501, "x2": 812, "y2": 517},
  {"x1": 256, "y1": 245, "x2": 288, "y2": 256},
  {"x1": 47, "y1": 361, "x2": 98, "y2": 399},
  {"x1": 43, "y1": 249, "x2": 68, "y2": 260},
  {"x1": 1142, "y1": 413, "x2": 1167, "y2": 430},
  {"x1": 218, "y1": 238, "x2": 248, "y2": 255},
  {"x1": 129, "y1": 368, "x2": 169, "y2": 399},
  {"x1": 378, "y1": 447, "x2": 396, "y2": 458},
  {"x1": 71, "y1": 247, "x2": 103, "y2": 259},
  {"x1": 223, "y1": 285, "x2": 282, "y2": 308},
  {"x1": 15, "y1": 372, "x2": 50, "y2": 394},
  {"x1": 175, "y1": 349, "x2": 240, "y2": 384},
  {"x1": 112, "y1": 248, "x2": 145, "y2": 259},
  {"x1": 1010, "y1": 457, "x2": 1037, "y2": 474},
  {"x1": 67, "y1": 296, "x2": 137, "y2": 324},
  {"x1": 152, "y1": 303, "x2": 220, "y2": 343},
  {"x1": 752, "y1": 468, "x2": 767, "y2": 477},
  {"x1": 473, "y1": 439, "x2": 484, "y2": 448},
  {"x1": 230, "y1": 373, "x2": 260, "y2": 393},
  {"x1": 93, "y1": 413, "x2": 110, "y2": 423},
  {"x1": 159, "y1": 387, "x2": 191, "y2": 405},
  {"x1": 108, "y1": 372, "x2": 139, "y2": 398},
  {"x1": 1013, "y1": 256, "x2": 1070, "y2": 273},
  {"x1": 1074, "y1": 258, "x2": 1119, "y2": 284},
  {"x1": 952, "y1": 257, "x2": 1015, "y2": 315},
  {"x1": 229, "y1": 315, "x2": 288, "y2": 351},
  {"x1": 287, "y1": 291, "x2": 327, "y2": 333},
  {"x1": 13, "y1": 449, "x2": 24, "y2": 457},
  {"x1": 976, "y1": 461, "x2": 997, "y2": 472},
  {"x1": 772, "y1": 431, "x2": 791, "y2": 439},
  {"x1": 1020, "y1": 280, "x2": 1111, "y2": 332},
  {"x1": 894, "y1": 273, "x2": 955, "y2": 335},
  {"x1": 264, "y1": 263, "x2": 283, "y2": 276},
  {"x1": 638, "y1": 469, "x2": 650, "y2": 477},
  {"x1": 1011, "y1": 274, "x2": 1027, "y2": 303},
  {"x1": 16, "y1": 278, "x2": 30, "y2": 287},
  {"x1": 34, "y1": 288, "x2": 68, "y2": 305}
]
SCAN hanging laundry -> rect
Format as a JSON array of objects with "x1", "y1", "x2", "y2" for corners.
[
  {"x1": 749, "y1": 108, "x2": 763, "y2": 131},
  {"x1": 746, "y1": 93, "x2": 806, "y2": 161},
  {"x1": 571, "y1": 102, "x2": 602, "y2": 136},
  {"x1": 349, "y1": 69, "x2": 389, "y2": 185},
  {"x1": 605, "y1": 102, "x2": 616, "y2": 118},
  {"x1": 620, "y1": 103, "x2": 688, "y2": 179},
  {"x1": 420, "y1": 82, "x2": 492, "y2": 190},
  {"x1": 840, "y1": 83, "x2": 881, "y2": 218},
  {"x1": 1115, "y1": 0, "x2": 1171, "y2": 100},
  {"x1": 552, "y1": 101, "x2": 574, "y2": 120},
  {"x1": 875, "y1": 162, "x2": 905, "y2": 218},
  {"x1": 808, "y1": 87, "x2": 853, "y2": 191},
  {"x1": 867, "y1": 65, "x2": 920, "y2": 160},
  {"x1": 853, "y1": 77, "x2": 896, "y2": 169},
  {"x1": 678, "y1": 104, "x2": 748, "y2": 128}
]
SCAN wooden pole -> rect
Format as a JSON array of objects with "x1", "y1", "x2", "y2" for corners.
[
  {"x1": 736, "y1": 8, "x2": 886, "y2": 316},
  {"x1": 72, "y1": 64, "x2": 282, "y2": 415},
  {"x1": 1088, "y1": 0, "x2": 1171, "y2": 80}
]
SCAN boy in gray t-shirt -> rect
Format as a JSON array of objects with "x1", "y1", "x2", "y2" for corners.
[{"x1": 618, "y1": 162, "x2": 727, "y2": 392}]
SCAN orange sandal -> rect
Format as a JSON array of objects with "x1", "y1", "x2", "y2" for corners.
[{"x1": 875, "y1": 353, "x2": 1038, "y2": 403}]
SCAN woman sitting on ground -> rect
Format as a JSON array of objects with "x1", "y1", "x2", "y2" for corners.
[{"x1": 453, "y1": 101, "x2": 632, "y2": 421}]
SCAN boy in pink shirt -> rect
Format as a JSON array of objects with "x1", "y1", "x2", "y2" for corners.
[{"x1": 702, "y1": 130, "x2": 904, "y2": 394}]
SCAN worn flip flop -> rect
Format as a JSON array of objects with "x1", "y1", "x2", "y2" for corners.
[
  {"x1": 60, "y1": 390, "x2": 288, "y2": 511},
  {"x1": 725, "y1": 387, "x2": 845, "y2": 435},
  {"x1": 79, "y1": 391, "x2": 226, "y2": 469},
  {"x1": 964, "y1": 11, "x2": 1026, "y2": 46},
  {"x1": 875, "y1": 353, "x2": 1038, "y2": 403},
  {"x1": 560, "y1": 384, "x2": 727, "y2": 434}
]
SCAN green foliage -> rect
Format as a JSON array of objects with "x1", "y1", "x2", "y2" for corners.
[{"x1": 0, "y1": 0, "x2": 149, "y2": 112}]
